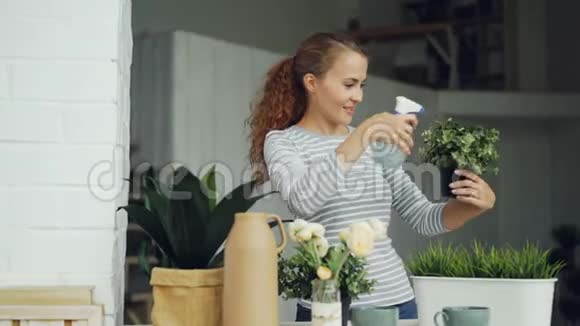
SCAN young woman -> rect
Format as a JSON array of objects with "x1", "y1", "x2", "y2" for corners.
[{"x1": 247, "y1": 32, "x2": 496, "y2": 320}]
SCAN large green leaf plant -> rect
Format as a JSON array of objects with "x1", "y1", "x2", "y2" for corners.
[{"x1": 120, "y1": 165, "x2": 274, "y2": 273}]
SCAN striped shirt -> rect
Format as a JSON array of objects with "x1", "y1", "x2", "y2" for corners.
[{"x1": 264, "y1": 124, "x2": 448, "y2": 308}]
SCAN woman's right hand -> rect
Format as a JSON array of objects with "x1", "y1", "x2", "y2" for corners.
[
  {"x1": 360, "y1": 112, "x2": 418, "y2": 155},
  {"x1": 336, "y1": 113, "x2": 418, "y2": 168}
]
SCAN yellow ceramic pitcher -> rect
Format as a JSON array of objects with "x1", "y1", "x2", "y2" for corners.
[{"x1": 223, "y1": 212, "x2": 287, "y2": 326}]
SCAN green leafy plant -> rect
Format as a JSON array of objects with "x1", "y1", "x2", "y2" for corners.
[
  {"x1": 419, "y1": 118, "x2": 500, "y2": 175},
  {"x1": 407, "y1": 240, "x2": 566, "y2": 279},
  {"x1": 278, "y1": 248, "x2": 376, "y2": 300},
  {"x1": 120, "y1": 165, "x2": 274, "y2": 273},
  {"x1": 278, "y1": 219, "x2": 382, "y2": 301}
]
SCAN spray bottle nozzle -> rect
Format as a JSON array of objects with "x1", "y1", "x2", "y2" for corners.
[{"x1": 394, "y1": 96, "x2": 425, "y2": 114}]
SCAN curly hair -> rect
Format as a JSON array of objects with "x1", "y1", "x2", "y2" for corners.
[{"x1": 247, "y1": 32, "x2": 367, "y2": 184}]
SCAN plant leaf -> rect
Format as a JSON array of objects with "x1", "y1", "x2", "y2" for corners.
[
  {"x1": 120, "y1": 204, "x2": 176, "y2": 263},
  {"x1": 418, "y1": 118, "x2": 500, "y2": 175},
  {"x1": 167, "y1": 166, "x2": 212, "y2": 268},
  {"x1": 138, "y1": 241, "x2": 152, "y2": 278},
  {"x1": 142, "y1": 177, "x2": 170, "y2": 228},
  {"x1": 165, "y1": 194, "x2": 208, "y2": 268},
  {"x1": 407, "y1": 240, "x2": 565, "y2": 279},
  {"x1": 207, "y1": 250, "x2": 224, "y2": 268},
  {"x1": 201, "y1": 165, "x2": 218, "y2": 212},
  {"x1": 172, "y1": 166, "x2": 211, "y2": 225}
]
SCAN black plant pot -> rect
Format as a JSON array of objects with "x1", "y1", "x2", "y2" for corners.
[
  {"x1": 341, "y1": 295, "x2": 351, "y2": 326},
  {"x1": 439, "y1": 165, "x2": 464, "y2": 198}
]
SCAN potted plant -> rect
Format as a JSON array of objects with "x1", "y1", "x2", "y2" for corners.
[
  {"x1": 419, "y1": 117, "x2": 500, "y2": 197},
  {"x1": 120, "y1": 165, "x2": 273, "y2": 326},
  {"x1": 407, "y1": 241, "x2": 566, "y2": 326},
  {"x1": 278, "y1": 219, "x2": 384, "y2": 326}
]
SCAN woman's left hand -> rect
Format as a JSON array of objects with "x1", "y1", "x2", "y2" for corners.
[{"x1": 449, "y1": 169, "x2": 496, "y2": 211}]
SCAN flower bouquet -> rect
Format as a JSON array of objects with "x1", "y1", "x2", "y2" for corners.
[{"x1": 278, "y1": 218, "x2": 386, "y2": 326}]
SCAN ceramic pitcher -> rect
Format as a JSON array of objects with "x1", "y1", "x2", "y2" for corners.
[{"x1": 223, "y1": 212, "x2": 287, "y2": 326}]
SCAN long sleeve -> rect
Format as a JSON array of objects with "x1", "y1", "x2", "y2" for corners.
[
  {"x1": 384, "y1": 167, "x2": 448, "y2": 236},
  {"x1": 264, "y1": 131, "x2": 348, "y2": 218}
]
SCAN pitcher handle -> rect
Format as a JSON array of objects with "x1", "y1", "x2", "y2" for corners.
[
  {"x1": 433, "y1": 311, "x2": 448, "y2": 326},
  {"x1": 270, "y1": 215, "x2": 287, "y2": 253}
]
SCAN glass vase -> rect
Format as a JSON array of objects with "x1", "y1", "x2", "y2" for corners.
[{"x1": 311, "y1": 279, "x2": 341, "y2": 326}]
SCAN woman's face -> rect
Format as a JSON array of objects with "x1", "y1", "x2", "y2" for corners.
[{"x1": 306, "y1": 50, "x2": 368, "y2": 126}]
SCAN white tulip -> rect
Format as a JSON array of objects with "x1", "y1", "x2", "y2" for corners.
[
  {"x1": 288, "y1": 219, "x2": 307, "y2": 234},
  {"x1": 368, "y1": 218, "x2": 387, "y2": 240},
  {"x1": 288, "y1": 219, "x2": 308, "y2": 242},
  {"x1": 313, "y1": 237, "x2": 329, "y2": 257},
  {"x1": 339, "y1": 229, "x2": 351, "y2": 242},
  {"x1": 346, "y1": 222, "x2": 375, "y2": 257},
  {"x1": 296, "y1": 228, "x2": 313, "y2": 242},
  {"x1": 307, "y1": 223, "x2": 325, "y2": 239}
]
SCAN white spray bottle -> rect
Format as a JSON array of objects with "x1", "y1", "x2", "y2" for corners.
[{"x1": 370, "y1": 96, "x2": 425, "y2": 169}]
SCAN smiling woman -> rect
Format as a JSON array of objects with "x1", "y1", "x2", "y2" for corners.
[
  {"x1": 295, "y1": 45, "x2": 368, "y2": 126},
  {"x1": 246, "y1": 32, "x2": 430, "y2": 321},
  {"x1": 247, "y1": 32, "x2": 371, "y2": 183},
  {"x1": 246, "y1": 32, "x2": 496, "y2": 322}
]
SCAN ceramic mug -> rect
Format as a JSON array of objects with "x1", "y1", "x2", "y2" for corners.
[
  {"x1": 351, "y1": 306, "x2": 398, "y2": 326},
  {"x1": 434, "y1": 306, "x2": 490, "y2": 326}
]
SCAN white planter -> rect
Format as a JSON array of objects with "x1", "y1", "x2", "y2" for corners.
[{"x1": 411, "y1": 276, "x2": 557, "y2": 326}]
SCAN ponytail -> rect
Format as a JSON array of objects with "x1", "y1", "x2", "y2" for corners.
[
  {"x1": 246, "y1": 32, "x2": 367, "y2": 184},
  {"x1": 247, "y1": 56, "x2": 306, "y2": 184}
]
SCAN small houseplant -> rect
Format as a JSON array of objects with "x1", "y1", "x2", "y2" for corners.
[
  {"x1": 120, "y1": 165, "x2": 273, "y2": 326},
  {"x1": 407, "y1": 240, "x2": 565, "y2": 326},
  {"x1": 278, "y1": 219, "x2": 384, "y2": 326},
  {"x1": 419, "y1": 117, "x2": 500, "y2": 197}
]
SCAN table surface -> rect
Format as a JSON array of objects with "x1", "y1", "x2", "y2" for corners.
[
  {"x1": 280, "y1": 321, "x2": 419, "y2": 326},
  {"x1": 132, "y1": 321, "x2": 419, "y2": 326}
]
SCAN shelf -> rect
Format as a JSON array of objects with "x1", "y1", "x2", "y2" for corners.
[{"x1": 350, "y1": 22, "x2": 451, "y2": 43}]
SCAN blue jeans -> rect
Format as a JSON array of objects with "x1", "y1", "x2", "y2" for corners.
[{"x1": 295, "y1": 298, "x2": 418, "y2": 321}]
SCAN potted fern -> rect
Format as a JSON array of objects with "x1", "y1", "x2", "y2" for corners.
[
  {"x1": 407, "y1": 241, "x2": 565, "y2": 326},
  {"x1": 120, "y1": 165, "x2": 273, "y2": 326},
  {"x1": 419, "y1": 118, "x2": 500, "y2": 197}
]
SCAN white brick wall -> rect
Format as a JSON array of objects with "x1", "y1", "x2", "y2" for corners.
[
  {"x1": 12, "y1": 62, "x2": 118, "y2": 101},
  {"x1": 0, "y1": 187, "x2": 119, "y2": 229},
  {"x1": 0, "y1": 0, "x2": 132, "y2": 325},
  {"x1": 0, "y1": 101, "x2": 121, "y2": 144},
  {"x1": 0, "y1": 227, "x2": 126, "y2": 274},
  {"x1": 0, "y1": 0, "x2": 120, "y2": 20},
  {"x1": 0, "y1": 18, "x2": 118, "y2": 59},
  {"x1": 0, "y1": 145, "x2": 118, "y2": 186},
  {"x1": 63, "y1": 108, "x2": 118, "y2": 144},
  {"x1": 0, "y1": 106, "x2": 62, "y2": 142}
]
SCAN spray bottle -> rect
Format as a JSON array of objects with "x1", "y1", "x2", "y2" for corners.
[{"x1": 370, "y1": 96, "x2": 425, "y2": 169}]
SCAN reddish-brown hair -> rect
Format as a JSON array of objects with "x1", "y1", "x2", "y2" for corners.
[{"x1": 246, "y1": 32, "x2": 367, "y2": 183}]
